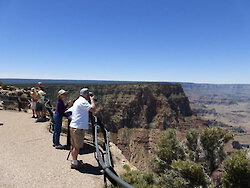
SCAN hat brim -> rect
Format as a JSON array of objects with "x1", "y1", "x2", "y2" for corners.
[{"x1": 58, "y1": 91, "x2": 67, "y2": 97}]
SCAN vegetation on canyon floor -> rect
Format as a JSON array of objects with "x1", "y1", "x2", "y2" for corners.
[{"x1": 109, "y1": 127, "x2": 250, "y2": 188}]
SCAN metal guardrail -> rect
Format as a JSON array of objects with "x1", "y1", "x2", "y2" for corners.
[
  {"x1": 44, "y1": 99, "x2": 56, "y2": 131},
  {"x1": 92, "y1": 116, "x2": 134, "y2": 188}
]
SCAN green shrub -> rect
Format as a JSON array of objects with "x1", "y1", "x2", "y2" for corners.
[
  {"x1": 0, "y1": 81, "x2": 8, "y2": 89},
  {"x1": 200, "y1": 127, "x2": 233, "y2": 174},
  {"x1": 159, "y1": 170, "x2": 189, "y2": 188},
  {"x1": 105, "y1": 170, "x2": 157, "y2": 188},
  {"x1": 153, "y1": 129, "x2": 185, "y2": 172},
  {"x1": 2, "y1": 84, "x2": 8, "y2": 90},
  {"x1": 122, "y1": 164, "x2": 131, "y2": 172},
  {"x1": 185, "y1": 129, "x2": 201, "y2": 162},
  {"x1": 186, "y1": 129, "x2": 199, "y2": 152},
  {"x1": 222, "y1": 150, "x2": 250, "y2": 188},
  {"x1": 120, "y1": 171, "x2": 157, "y2": 188},
  {"x1": 171, "y1": 160, "x2": 210, "y2": 188}
]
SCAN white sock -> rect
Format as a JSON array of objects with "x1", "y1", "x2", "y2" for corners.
[{"x1": 72, "y1": 160, "x2": 78, "y2": 165}]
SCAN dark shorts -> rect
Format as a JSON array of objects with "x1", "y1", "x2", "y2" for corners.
[{"x1": 36, "y1": 102, "x2": 45, "y2": 111}]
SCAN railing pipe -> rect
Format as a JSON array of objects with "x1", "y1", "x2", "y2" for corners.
[
  {"x1": 105, "y1": 130, "x2": 113, "y2": 167},
  {"x1": 93, "y1": 120, "x2": 134, "y2": 188}
]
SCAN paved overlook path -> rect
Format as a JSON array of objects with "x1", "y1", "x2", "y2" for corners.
[{"x1": 0, "y1": 110, "x2": 104, "y2": 188}]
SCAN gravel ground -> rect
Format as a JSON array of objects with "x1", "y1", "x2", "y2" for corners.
[{"x1": 0, "y1": 110, "x2": 104, "y2": 188}]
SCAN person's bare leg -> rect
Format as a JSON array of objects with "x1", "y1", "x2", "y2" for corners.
[
  {"x1": 37, "y1": 111, "x2": 42, "y2": 118},
  {"x1": 32, "y1": 109, "x2": 35, "y2": 117},
  {"x1": 42, "y1": 108, "x2": 46, "y2": 118},
  {"x1": 71, "y1": 147, "x2": 80, "y2": 161}
]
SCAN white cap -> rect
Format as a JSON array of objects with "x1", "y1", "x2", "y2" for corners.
[{"x1": 80, "y1": 88, "x2": 89, "y2": 95}]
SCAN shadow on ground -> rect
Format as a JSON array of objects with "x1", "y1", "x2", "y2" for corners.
[
  {"x1": 79, "y1": 142, "x2": 96, "y2": 155},
  {"x1": 74, "y1": 163, "x2": 102, "y2": 175},
  {"x1": 55, "y1": 142, "x2": 96, "y2": 155}
]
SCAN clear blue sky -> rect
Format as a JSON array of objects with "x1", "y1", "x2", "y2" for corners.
[{"x1": 0, "y1": 0, "x2": 249, "y2": 84}]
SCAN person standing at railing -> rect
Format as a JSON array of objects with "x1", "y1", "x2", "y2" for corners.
[
  {"x1": 36, "y1": 86, "x2": 47, "y2": 121},
  {"x1": 53, "y1": 89, "x2": 71, "y2": 149},
  {"x1": 69, "y1": 88, "x2": 96, "y2": 169},
  {"x1": 29, "y1": 87, "x2": 38, "y2": 118}
]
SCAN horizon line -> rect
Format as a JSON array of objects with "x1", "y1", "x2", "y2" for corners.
[{"x1": 0, "y1": 77, "x2": 250, "y2": 85}]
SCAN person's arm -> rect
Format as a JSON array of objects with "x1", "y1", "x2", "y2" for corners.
[
  {"x1": 89, "y1": 96, "x2": 96, "y2": 113},
  {"x1": 66, "y1": 100, "x2": 72, "y2": 108}
]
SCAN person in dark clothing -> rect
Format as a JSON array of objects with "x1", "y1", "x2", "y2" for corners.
[{"x1": 53, "y1": 89, "x2": 71, "y2": 149}]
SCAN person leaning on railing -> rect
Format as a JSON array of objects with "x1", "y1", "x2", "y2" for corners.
[{"x1": 69, "y1": 88, "x2": 96, "y2": 169}]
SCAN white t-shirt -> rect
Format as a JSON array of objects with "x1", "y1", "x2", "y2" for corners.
[
  {"x1": 69, "y1": 96, "x2": 92, "y2": 130},
  {"x1": 37, "y1": 90, "x2": 46, "y2": 103}
]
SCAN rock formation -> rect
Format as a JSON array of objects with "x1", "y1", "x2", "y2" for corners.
[
  {"x1": 45, "y1": 83, "x2": 192, "y2": 131},
  {"x1": 0, "y1": 85, "x2": 30, "y2": 111}
]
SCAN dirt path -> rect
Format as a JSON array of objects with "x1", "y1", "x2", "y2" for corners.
[{"x1": 0, "y1": 110, "x2": 104, "y2": 188}]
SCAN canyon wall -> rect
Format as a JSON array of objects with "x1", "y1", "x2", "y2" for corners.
[{"x1": 46, "y1": 83, "x2": 192, "y2": 132}]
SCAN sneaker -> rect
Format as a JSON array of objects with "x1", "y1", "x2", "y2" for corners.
[
  {"x1": 36, "y1": 117, "x2": 45, "y2": 122},
  {"x1": 71, "y1": 163, "x2": 83, "y2": 169},
  {"x1": 55, "y1": 144, "x2": 64, "y2": 149}
]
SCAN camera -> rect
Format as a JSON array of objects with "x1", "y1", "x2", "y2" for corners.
[
  {"x1": 89, "y1": 92, "x2": 94, "y2": 97},
  {"x1": 89, "y1": 92, "x2": 97, "y2": 101}
]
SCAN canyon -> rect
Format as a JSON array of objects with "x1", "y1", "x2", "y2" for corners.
[
  {"x1": 2, "y1": 80, "x2": 250, "y2": 170},
  {"x1": 182, "y1": 83, "x2": 250, "y2": 148}
]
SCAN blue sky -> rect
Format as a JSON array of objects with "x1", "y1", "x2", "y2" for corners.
[{"x1": 0, "y1": 0, "x2": 249, "y2": 84}]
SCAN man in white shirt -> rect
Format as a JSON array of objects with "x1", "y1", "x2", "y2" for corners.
[{"x1": 69, "y1": 88, "x2": 96, "y2": 169}]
